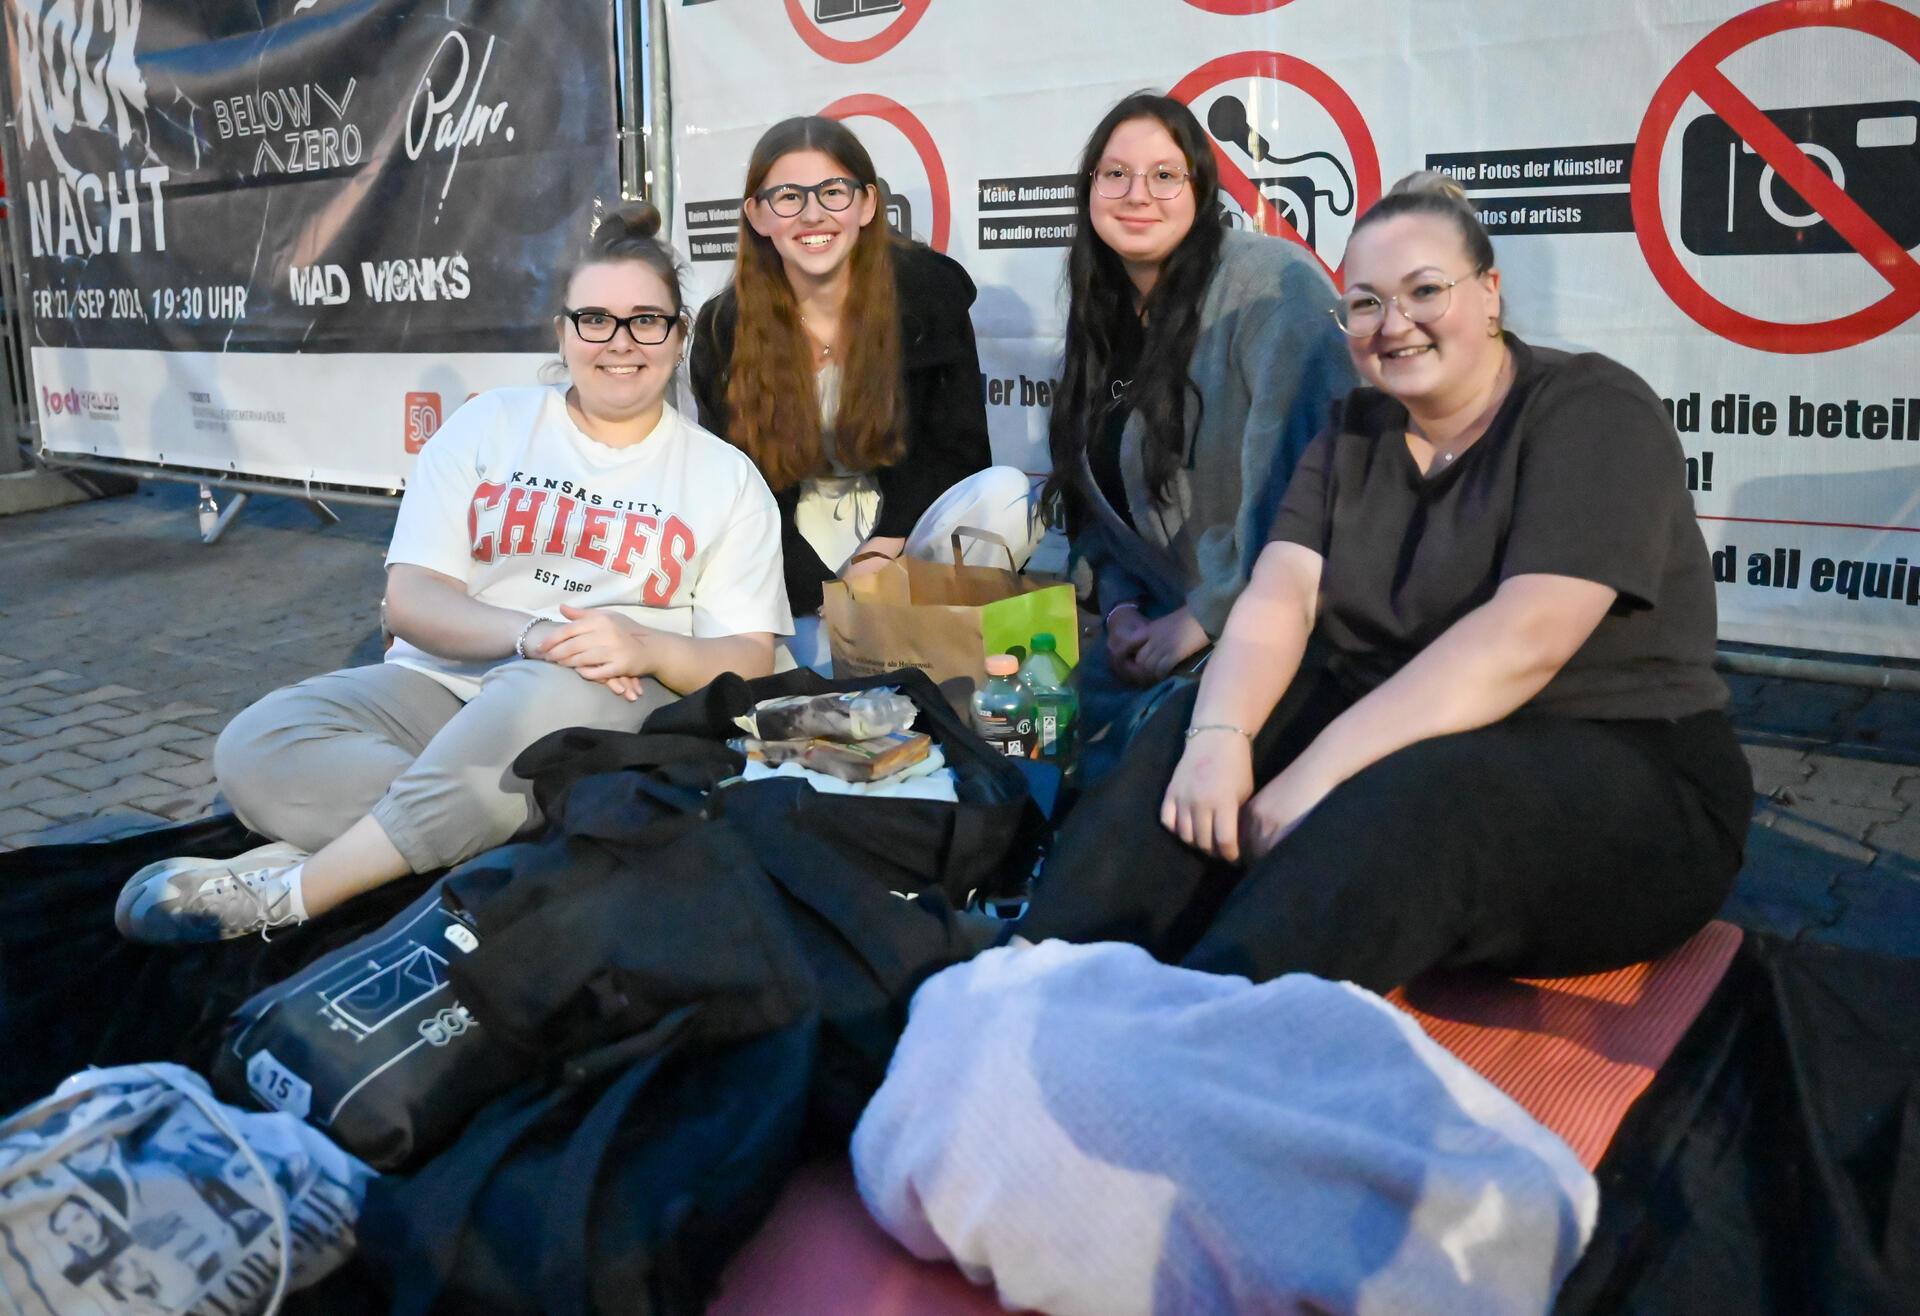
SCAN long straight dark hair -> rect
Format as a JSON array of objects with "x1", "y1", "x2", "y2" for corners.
[{"x1": 1045, "y1": 92, "x2": 1223, "y2": 520}]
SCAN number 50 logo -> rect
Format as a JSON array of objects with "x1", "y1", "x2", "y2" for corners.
[{"x1": 404, "y1": 390, "x2": 443, "y2": 453}]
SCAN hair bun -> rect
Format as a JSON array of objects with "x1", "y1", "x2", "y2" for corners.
[
  {"x1": 1385, "y1": 168, "x2": 1475, "y2": 209},
  {"x1": 594, "y1": 200, "x2": 664, "y2": 250}
]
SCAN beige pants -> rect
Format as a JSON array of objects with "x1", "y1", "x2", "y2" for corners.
[{"x1": 214, "y1": 660, "x2": 673, "y2": 872}]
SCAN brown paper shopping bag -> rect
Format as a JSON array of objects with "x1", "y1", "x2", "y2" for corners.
[{"x1": 823, "y1": 532, "x2": 1079, "y2": 709}]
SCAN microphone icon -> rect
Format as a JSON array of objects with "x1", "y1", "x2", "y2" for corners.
[{"x1": 1205, "y1": 93, "x2": 1355, "y2": 251}]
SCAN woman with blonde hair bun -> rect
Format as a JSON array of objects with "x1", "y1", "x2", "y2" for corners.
[{"x1": 1023, "y1": 170, "x2": 1752, "y2": 992}]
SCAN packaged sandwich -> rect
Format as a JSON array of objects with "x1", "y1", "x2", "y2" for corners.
[
  {"x1": 733, "y1": 688, "x2": 917, "y2": 742},
  {"x1": 800, "y1": 731, "x2": 932, "y2": 783},
  {"x1": 727, "y1": 731, "x2": 933, "y2": 783}
]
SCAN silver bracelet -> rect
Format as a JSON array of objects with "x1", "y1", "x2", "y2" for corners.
[
  {"x1": 1104, "y1": 600, "x2": 1143, "y2": 626},
  {"x1": 1185, "y1": 722, "x2": 1252, "y2": 742},
  {"x1": 513, "y1": 615, "x2": 543, "y2": 660}
]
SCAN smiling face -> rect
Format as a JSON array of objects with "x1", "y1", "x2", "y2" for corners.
[
  {"x1": 1340, "y1": 212, "x2": 1503, "y2": 410},
  {"x1": 556, "y1": 259, "x2": 683, "y2": 427},
  {"x1": 746, "y1": 148, "x2": 879, "y2": 292},
  {"x1": 1087, "y1": 115, "x2": 1198, "y2": 293},
  {"x1": 50, "y1": 1198, "x2": 105, "y2": 1251}
]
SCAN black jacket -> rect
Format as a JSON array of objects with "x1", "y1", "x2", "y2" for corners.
[{"x1": 689, "y1": 243, "x2": 992, "y2": 614}]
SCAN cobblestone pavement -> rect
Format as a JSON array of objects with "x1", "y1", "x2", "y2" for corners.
[{"x1": 2, "y1": 480, "x2": 1917, "y2": 958}]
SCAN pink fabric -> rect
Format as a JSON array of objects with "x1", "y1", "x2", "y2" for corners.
[{"x1": 708, "y1": 1159, "x2": 1012, "y2": 1316}]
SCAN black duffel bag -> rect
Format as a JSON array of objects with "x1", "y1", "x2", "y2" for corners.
[
  {"x1": 209, "y1": 876, "x2": 539, "y2": 1172},
  {"x1": 514, "y1": 665, "x2": 1046, "y2": 910}
]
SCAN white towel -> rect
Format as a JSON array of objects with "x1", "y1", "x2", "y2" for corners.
[{"x1": 852, "y1": 940, "x2": 1598, "y2": 1316}]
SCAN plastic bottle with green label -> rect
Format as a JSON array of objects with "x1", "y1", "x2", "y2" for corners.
[
  {"x1": 971, "y1": 654, "x2": 1036, "y2": 758},
  {"x1": 1017, "y1": 632, "x2": 1077, "y2": 765}
]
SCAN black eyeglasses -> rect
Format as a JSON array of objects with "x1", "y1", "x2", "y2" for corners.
[
  {"x1": 752, "y1": 177, "x2": 862, "y2": 218},
  {"x1": 562, "y1": 308, "x2": 678, "y2": 345}
]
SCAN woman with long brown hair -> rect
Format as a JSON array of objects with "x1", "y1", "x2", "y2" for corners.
[{"x1": 691, "y1": 115, "x2": 1039, "y2": 669}]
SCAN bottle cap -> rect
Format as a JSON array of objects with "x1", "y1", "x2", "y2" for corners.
[
  {"x1": 1030, "y1": 633, "x2": 1057, "y2": 652},
  {"x1": 985, "y1": 655, "x2": 1019, "y2": 676}
]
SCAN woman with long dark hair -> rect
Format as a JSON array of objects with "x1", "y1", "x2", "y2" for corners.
[
  {"x1": 691, "y1": 115, "x2": 1039, "y2": 669},
  {"x1": 1047, "y1": 92, "x2": 1355, "y2": 779},
  {"x1": 1024, "y1": 172, "x2": 1750, "y2": 992}
]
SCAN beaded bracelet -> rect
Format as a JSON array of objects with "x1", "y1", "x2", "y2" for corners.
[{"x1": 513, "y1": 615, "x2": 543, "y2": 660}]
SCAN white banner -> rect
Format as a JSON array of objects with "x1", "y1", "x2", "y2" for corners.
[
  {"x1": 29, "y1": 350, "x2": 550, "y2": 490},
  {"x1": 664, "y1": 0, "x2": 1920, "y2": 659},
  {"x1": 5, "y1": 0, "x2": 621, "y2": 494}
]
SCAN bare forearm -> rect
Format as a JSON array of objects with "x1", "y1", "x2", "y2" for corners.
[
  {"x1": 385, "y1": 571, "x2": 542, "y2": 662},
  {"x1": 643, "y1": 631, "x2": 775, "y2": 694},
  {"x1": 1189, "y1": 577, "x2": 1310, "y2": 736}
]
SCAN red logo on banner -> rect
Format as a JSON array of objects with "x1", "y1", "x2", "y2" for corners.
[
  {"x1": 404, "y1": 391, "x2": 443, "y2": 453},
  {"x1": 785, "y1": 0, "x2": 931, "y2": 64},
  {"x1": 819, "y1": 93, "x2": 951, "y2": 252},
  {"x1": 1182, "y1": 0, "x2": 1297, "y2": 13},
  {"x1": 1169, "y1": 51, "x2": 1381, "y2": 281},
  {"x1": 1632, "y1": 0, "x2": 1920, "y2": 354}
]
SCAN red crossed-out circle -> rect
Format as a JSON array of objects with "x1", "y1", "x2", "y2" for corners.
[
  {"x1": 786, "y1": 0, "x2": 931, "y2": 64},
  {"x1": 819, "y1": 93, "x2": 951, "y2": 252},
  {"x1": 1633, "y1": 0, "x2": 1920, "y2": 354},
  {"x1": 1169, "y1": 51, "x2": 1380, "y2": 282},
  {"x1": 1183, "y1": 0, "x2": 1297, "y2": 13}
]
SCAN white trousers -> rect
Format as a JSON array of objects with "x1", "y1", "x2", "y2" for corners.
[{"x1": 784, "y1": 465, "x2": 1044, "y2": 674}]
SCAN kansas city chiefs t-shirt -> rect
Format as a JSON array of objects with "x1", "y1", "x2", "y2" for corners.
[{"x1": 384, "y1": 386, "x2": 792, "y2": 699}]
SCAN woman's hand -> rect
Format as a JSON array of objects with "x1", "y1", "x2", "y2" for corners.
[
  {"x1": 1134, "y1": 607, "x2": 1210, "y2": 681},
  {"x1": 1106, "y1": 604, "x2": 1154, "y2": 685},
  {"x1": 841, "y1": 536, "x2": 908, "y2": 583},
  {"x1": 1160, "y1": 730, "x2": 1256, "y2": 862},
  {"x1": 541, "y1": 604, "x2": 659, "y2": 686},
  {"x1": 1240, "y1": 760, "x2": 1340, "y2": 862}
]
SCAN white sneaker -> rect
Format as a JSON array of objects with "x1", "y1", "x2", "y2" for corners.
[{"x1": 115, "y1": 842, "x2": 311, "y2": 944}]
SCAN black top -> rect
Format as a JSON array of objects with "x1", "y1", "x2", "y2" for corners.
[
  {"x1": 689, "y1": 243, "x2": 993, "y2": 615},
  {"x1": 1092, "y1": 330, "x2": 1142, "y2": 533},
  {"x1": 1270, "y1": 336, "x2": 1725, "y2": 720}
]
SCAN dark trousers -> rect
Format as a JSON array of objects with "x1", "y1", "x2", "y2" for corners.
[{"x1": 1020, "y1": 671, "x2": 1755, "y2": 993}]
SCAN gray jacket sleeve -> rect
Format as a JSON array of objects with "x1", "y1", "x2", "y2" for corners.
[{"x1": 1185, "y1": 266, "x2": 1354, "y2": 636}]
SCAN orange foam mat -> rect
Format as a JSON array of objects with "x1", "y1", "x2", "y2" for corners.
[{"x1": 1386, "y1": 919, "x2": 1745, "y2": 1170}]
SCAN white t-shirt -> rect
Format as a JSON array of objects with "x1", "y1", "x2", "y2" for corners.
[{"x1": 384, "y1": 387, "x2": 792, "y2": 699}]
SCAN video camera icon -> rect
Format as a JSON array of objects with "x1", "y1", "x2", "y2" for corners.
[
  {"x1": 1679, "y1": 99, "x2": 1919, "y2": 256},
  {"x1": 1206, "y1": 94, "x2": 1355, "y2": 254},
  {"x1": 815, "y1": 0, "x2": 903, "y2": 22}
]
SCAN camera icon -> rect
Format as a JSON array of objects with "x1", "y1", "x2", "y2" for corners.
[
  {"x1": 1679, "y1": 99, "x2": 1919, "y2": 256},
  {"x1": 815, "y1": 0, "x2": 903, "y2": 22},
  {"x1": 1216, "y1": 174, "x2": 1351, "y2": 251}
]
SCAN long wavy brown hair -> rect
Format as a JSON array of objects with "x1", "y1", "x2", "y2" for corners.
[{"x1": 727, "y1": 116, "x2": 903, "y2": 491}]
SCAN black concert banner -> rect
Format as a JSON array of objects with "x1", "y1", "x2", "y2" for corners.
[{"x1": 3, "y1": 0, "x2": 619, "y2": 354}]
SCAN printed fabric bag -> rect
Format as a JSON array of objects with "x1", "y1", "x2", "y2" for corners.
[
  {"x1": 210, "y1": 879, "x2": 538, "y2": 1173},
  {"x1": 823, "y1": 530, "x2": 1079, "y2": 705},
  {"x1": 0, "y1": 1062, "x2": 374, "y2": 1316}
]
